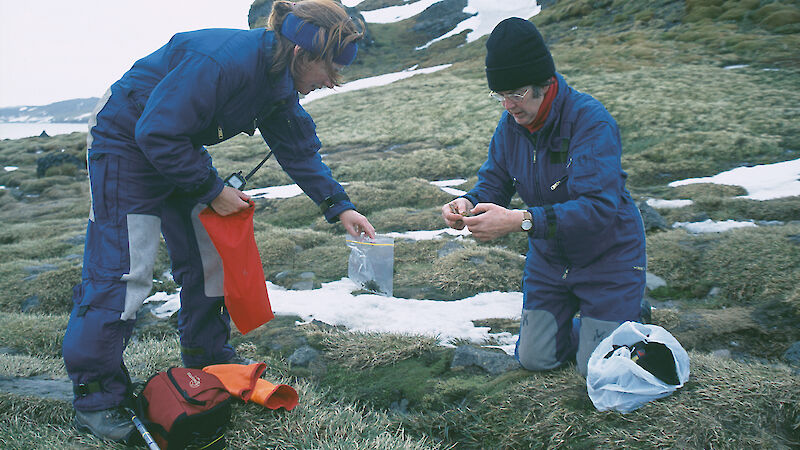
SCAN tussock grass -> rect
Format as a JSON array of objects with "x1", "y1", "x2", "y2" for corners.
[
  {"x1": 228, "y1": 378, "x2": 441, "y2": 449},
  {"x1": 427, "y1": 245, "x2": 524, "y2": 298},
  {"x1": 311, "y1": 329, "x2": 439, "y2": 370},
  {"x1": 364, "y1": 207, "x2": 444, "y2": 233},
  {"x1": 647, "y1": 224, "x2": 800, "y2": 305},
  {"x1": 399, "y1": 352, "x2": 800, "y2": 449},
  {"x1": 0, "y1": 354, "x2": 65, "y2": 378},
  {"x1": 0, "y1": 312, "x2": 68, "y2": 358}
]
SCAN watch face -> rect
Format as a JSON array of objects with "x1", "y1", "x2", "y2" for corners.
[{"x1": 521, "y1": 219, "x2": 532, "y2": 231}]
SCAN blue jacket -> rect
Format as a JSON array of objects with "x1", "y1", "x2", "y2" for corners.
[
  {"x1": 89, "y1": 28, "x2": 354, "y2": 221},
  {"x1": 463, "y1": 73, "x2": 645, "y2": 270}
]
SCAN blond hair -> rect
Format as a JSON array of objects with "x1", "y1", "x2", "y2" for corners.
[{"x1": 267, "y1": 0, "x2": 363, "y2": 86}]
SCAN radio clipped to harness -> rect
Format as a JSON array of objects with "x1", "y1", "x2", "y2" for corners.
[
  {"x1": 223, "y1": 150, "x2": 273, "y2": 190},
  {"x1": 223, "y1": 171, "x2": 247, "y2": 190}
]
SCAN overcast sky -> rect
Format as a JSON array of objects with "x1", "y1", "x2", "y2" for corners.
[{"x1": 0, "y1": 0, "x2": 253, "y2": 107}]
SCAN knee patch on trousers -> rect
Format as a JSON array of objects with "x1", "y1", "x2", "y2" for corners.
[
  {"x1": 516, "y1": 309, "x2": 560, "y2": 371},
  {"x1": 576, "y1": 316, "x2": 621, "y2": 377},
  {"x1": 120, "y1": 214, "x2": 161, "y2": 320}
]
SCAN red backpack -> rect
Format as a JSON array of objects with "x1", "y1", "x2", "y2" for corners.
[{"x1": 137, "y1": 367, "x2": 231, "y2": 449}]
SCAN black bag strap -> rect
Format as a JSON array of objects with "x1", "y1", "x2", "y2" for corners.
[{"x1": 166, "y1": 368, "x2": 206, "y2": 406}]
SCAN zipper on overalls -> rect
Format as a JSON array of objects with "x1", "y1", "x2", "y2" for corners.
[
  {"x1": 550, "y1": 175, "x2": 567, "y2": 191},
  {"x1": 551, "y1": 157, "x2": 573, "y2": 190},
  {"x1": 217, "y1": 126, "x2": 224, "y2": 140},
  {"x1": 562, "y1": 267, "x2": 570, "y2": 280},
  {"x1": 524, "y1": 132, "x2": 537, "y2": 165}
]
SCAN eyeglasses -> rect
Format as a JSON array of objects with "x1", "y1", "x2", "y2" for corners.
[{"x1": 489, "y1": 87, "x2": 530, "y2": 103}]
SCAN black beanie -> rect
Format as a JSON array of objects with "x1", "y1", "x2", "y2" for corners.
[{"x1": 485, "y1": 17, "x2": 555, "y2": 92}]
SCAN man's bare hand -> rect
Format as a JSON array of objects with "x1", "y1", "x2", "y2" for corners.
[
  {"x1": 441, "y1": 198, "x2": 474, "y2": 230},
  {"x1": 461, "y1": 203, "x2": 524, "y2": 241}
]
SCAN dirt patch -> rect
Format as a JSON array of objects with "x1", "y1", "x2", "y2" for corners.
[{"x1": 0, "y1": 376, "x2": 72, "y2": 402}]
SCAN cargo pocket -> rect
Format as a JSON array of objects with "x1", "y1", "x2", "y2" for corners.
[{"x1": 85, "y1": 154, "x2": 126, "y2": 274}]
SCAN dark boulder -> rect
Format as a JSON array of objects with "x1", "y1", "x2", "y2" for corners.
[
  {"x1": 451, "y1": 345, "x2": 520, "y2": 375},
  {"x1": 248, "y1": 0, "x2": 373, "y2": 45},
  {"x1": 637, "y1": 200, "x2": 669, "y2": 232},
  {"x1": 412, "y1": 0, "x2": 476, "y2": 39},
  {"x1": 36, "y1": 152, "x2": 84, "y2": 178}
]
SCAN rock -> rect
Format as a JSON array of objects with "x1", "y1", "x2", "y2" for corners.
[
  {"x1": 451, "y1": 345, "x2": 520, "y2": 375},
  {"x1": 389, "y1": 398, "x2": 409, "y2": 415},
  {"x1": 20, "y1": 296, "x2": 40, "y2": 313},
  {"x1": 783, "y1": 341, "x2": 800, "y2": 366},
  {"x1": 437, "y1": 239, "x2": 465, "y2": 258},
  {"x1": 711, "y1": 349, "x2": 732, "y2": 359},
  {"x1": 23, "y1": 263, "x2": 58, "y2": 276},
  {"x1": 132, "y1": 302, "x2": 178, "y2": 339},
  {"x1": 468, "y1": 256, "x2": 486, "y2": 265},
  {"x1": 637, "y1": 201, "x2": 669, "y2": 232},
  {"x1": 63, "y1": 234, "x2": 85, "y2": 246},
  {"x1": 247, "y1": 0, "x2": 273, "y2": 28},
  {"x1": 641, "y1": 297, "x2": 652, "y2": 324},
  {"x1": 291, "y1": 280, "x2": 315, "y2": 290},
  {"x1": 645, "y1": 272, "x2": 667, "y2": 291},
  {"x1": 412, "y1": 0, "x2": 475, "y2": 39},
  {"x1": 36, "y1": 152, "x2": 84, "y2": 178},
  {"x1": 288, "y1": 345, "x2": 320, "y2": 367}
]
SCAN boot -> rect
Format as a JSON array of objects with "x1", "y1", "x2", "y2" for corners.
[{"x1": 74, "y1": 407, "x2": 135, "y2": 443}]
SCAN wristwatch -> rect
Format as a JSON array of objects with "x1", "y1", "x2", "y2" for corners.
[{"x1": 521, "y1": 210, "x2": 533, "y2": 232}]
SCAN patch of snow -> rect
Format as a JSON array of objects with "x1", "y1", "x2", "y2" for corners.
[
  {"x1": 673, "y1": 219, "x2": 757, "y2": 234},
  {"x1": 361, "y1": 0, "x2": 445, "y2": 24},
  {"x1": 723, "y1": 64, "x2": 749, "y2": 70},
  {"x1": 342, "y1": 0, "x2": 368, "y2": 7},
  {"x1": 144, "y1": 278, "x2": 522, "y2": 353},
  {"x1": 646, "y1": 198, "x2": 693, "y2": 209},
  {"x1": 440, "y1": 186, "x2": 467, "y2": 196},
  {"x1": 668, "y1": 158, "x2": 800, "y2": 200},
  {"x1": 385, "y1": 228, "x2": 471, "y2": 240},
  {"x1": 431, "y1": 179, "x2": 468, "y2": 196},
  {"x1": 245, "y1": 184, "x2": 304, "y2": 200},
  {"x1": 301, "y1": 64, "x2": 451, "y2": 105},
  {"x1": 417, "y1": 0, "x2": 540, "y2": 50},
  {"x1": 4, "y1": 166, "x2": 19, "y2": 172},
  {"x1": 430, "y1": 179, "x2": 468, "y2": 187},
  {"x1": 144, "y1": 291, "x2": 182, "y2": 318}
]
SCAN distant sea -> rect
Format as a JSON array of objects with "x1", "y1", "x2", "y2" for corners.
[{"x1": 0, "y1": 122, "x2": 88, "y2": 140}]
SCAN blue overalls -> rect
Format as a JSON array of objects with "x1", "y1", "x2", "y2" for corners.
[
  {"x1": 462, "y1": 73, "x2": 646, "y2": 376},
  {"x1": 63, "y1": 28, "x2": 356, "y2": 411}
]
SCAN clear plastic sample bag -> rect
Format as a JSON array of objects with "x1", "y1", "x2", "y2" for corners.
[{"x1": 345, "y1": 234, "x2": 394, "y2": 296}]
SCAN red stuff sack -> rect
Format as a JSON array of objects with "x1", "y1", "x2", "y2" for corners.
[
  {"x1": 137, "y1": 367, "x2": 231, "y2": 449},
  {"x1": 198, "y1": 203, "x2": 274, "y2": 334}
]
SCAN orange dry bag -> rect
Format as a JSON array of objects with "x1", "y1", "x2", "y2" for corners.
[{"x1": 198, "y1": 203, "x2": 273, "y2": 334}]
